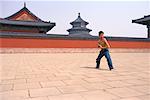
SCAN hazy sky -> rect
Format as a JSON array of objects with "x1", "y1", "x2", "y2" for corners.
[{"x1": 0, "y1": 0, "x2": 149, "y2": 38}]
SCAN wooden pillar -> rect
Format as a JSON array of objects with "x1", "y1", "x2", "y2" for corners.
[{"x1": 147, "y1": 25, "x2": 150, "y2": 38}]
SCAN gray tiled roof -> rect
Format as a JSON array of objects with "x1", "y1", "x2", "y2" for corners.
[
  {"x1": 0, "y1": 31, "x2": 96, "y2": 40},
  {"x1": 67, "y1": 27, "x2": 92, "y2": 32},
  {"x1": 0, "y1": 32, "x2": 149, "y2": 42},
  {"x1": 1, "y1": 6, "x2": 56, "y2": 28},
  {"x1": 5, "y1": 6, "x2": 42, "y2": 21},
  {"x1": 132, "y1": 15, "x2": 150, "y2": 25},
  {"x1": 70, "y1": 13, "x2": 88, "y2": 25},
  {"x1": 0, "y1": 19, "x2": 55, "y2": 27}
]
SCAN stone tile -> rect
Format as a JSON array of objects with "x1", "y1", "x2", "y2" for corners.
[
  {"x1": 106, "y1": 87, "x2": 144, "y2": 98},
  {"x1": 81, "y1": 82, "x2": 112, "y2": 90},
  {"x1": 124, "y1": 79, "x2": 149, "y2": 85},
  {"x1": 0, "y1": 90, "x2": 29, "y2": 99},
  {"x1": 15, "y1": 75, "x2": 36, "y2": 79},
  {"x1": 25, "y1": 97, "x2": 49, "y2": 100},
  {"x1": 119, "y1": 97, "x2": 142, "y2": 100},
  {"x1": 26, "y1": 78, "x2": 49, "y2": 83},
  {"x1": 103, "y1": 80, "x2": 132, "y2": 88},
  {"x1": 80, "y1": 90, "x2": 119, "y2": 100},
  {"x1": 57, "y1": 85, "x2": 88, "y2": 94},
  {"x1": 36, "y1": 74, "x2": 55, "y2": 78},
  {"x1": 137, "y1": 95, "x2": 150, "y2": 100},
  {"x1": 0, "y1": 84, "x2": 13, "y2": 92},
  {"x1": 70, "y1": 75, "x2": 87, "y2": 80},
  {"x1": 70, "y1": 71, "x2": 87, "y2": 75},
  {"x1": 63, "y1": 79, "x2": 88, "y2": 85},
  {"x1": 13, "y1": 79, "x2": 27, "y2": 84},
  {"x1": 0, "y1": 96, "x2": 25, "y2": 100},
  {"x1": 136, "y1": 73, "x2": 149, "y2": 79},
  {"x1": 1, "y1": 52, "x2": 149, "y2": 100},
  {"x1": 84, "y1": 73, "x2": 102, "y2": 78},
  {"x1": 102, "y1": 73, "x2": 119, "y2": 77},
  {"x1": 1, "y1": 75, "x2": 16, "y2": 80},
  {"x1": 40, "y1": 81, "x2": 66, "y2": 88},
  {"x1": 105, "y1": 75, "x2": 137, "y2": 81},
  {"x1": 29, "y1": 87, "x2": 61, "y2": 97},
  {"x1": 129, "y1": 85, "x2": 150, "y2": 94},
  {"x1": 0, "y1": 79, "x2": 27, "y2": 84},
  {"x1": 0, "y1": 79, "x2": 14, "y2": 84},
  {"x1": 13, "y1": 83, "x2": 41, "y2": 90},
  {"x1": 54, "y1": 73, "x2": 71, "y2": 77},
  {"x1": 48, "y1": 76, "x2": 71, "y2": 81},
  {"x1": 83, "y1": 77, "x2": 107, "y2": 83},
  {"x1": 48, "y1": 93, "x2": 85, "y2": 100}
]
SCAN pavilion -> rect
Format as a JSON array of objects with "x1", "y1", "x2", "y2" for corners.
[
  {"x1": 132, "y1": 15, "x2": 150, "y2": 38},
  {"x1": 0, "y1": 3, "x2": 55, "y2": 34},
  {"x1": 67, "y1": 13, "x2": 92, "y2": 37}
]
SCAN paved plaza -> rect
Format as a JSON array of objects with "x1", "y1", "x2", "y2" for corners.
[{"x1": 0, "y1": 49, "x2": 150, "y2": 100}]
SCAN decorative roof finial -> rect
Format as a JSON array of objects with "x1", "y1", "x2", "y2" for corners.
[
  {"x1": 24, "y1": 2, "x2": 26, "y2": 7},
  {"x1": 78, "y1": 13, "x2": 80, "y2": 17}
]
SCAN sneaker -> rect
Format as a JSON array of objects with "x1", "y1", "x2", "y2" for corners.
[{"x1": 109, "y1": 68, "x2": 114, "y2": 71}]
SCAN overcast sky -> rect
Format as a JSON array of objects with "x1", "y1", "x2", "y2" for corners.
[{"x1": 0, "y1": 0, "x2": 149, "y2": 38}]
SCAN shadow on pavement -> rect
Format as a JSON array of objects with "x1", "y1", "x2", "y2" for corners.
[{"x1": 80, "y1": 66, "x2": 109, "y2": 71}]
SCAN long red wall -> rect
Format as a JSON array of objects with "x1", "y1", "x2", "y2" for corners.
[{"x1": 0, "y1": 38, "x2": 150, "y2": 48}]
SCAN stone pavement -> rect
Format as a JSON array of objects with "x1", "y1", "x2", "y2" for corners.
[{"x1": 0, "y1": 50, "x2": 150, "y2": 100}]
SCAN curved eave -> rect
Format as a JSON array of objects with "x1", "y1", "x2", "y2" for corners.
[
  {"x1": 132, "y1": 15, "x2": 150, "y2": 25},
  {"x1": 70, "y1": 21, "x2": 88, "y2": 25},
  {"x1": 132, "y1": 20, "x2": 149, "y2": 25},
  {"x1": 67, "y1": 28, "x2": 92, "y2": 32},
  {"x1": 0, "y1": 19, "x2": 55, "y2": 27}
]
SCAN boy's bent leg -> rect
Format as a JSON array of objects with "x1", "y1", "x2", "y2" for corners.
[
  {"x1": 96, "y1": 61, "x2": 100, "y2": 68},
  {"x1": 96, "y1": 51, "x2": 104, "y2": 68},
  {"x1": 104, "y1": 51, "x2": 113, "y2": 70}
]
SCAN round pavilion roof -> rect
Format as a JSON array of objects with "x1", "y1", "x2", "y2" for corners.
[{"x1": 70, "y1": 13, "x2": 89, "y2": 25}]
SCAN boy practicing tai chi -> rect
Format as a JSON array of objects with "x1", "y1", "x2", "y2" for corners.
[{"x1": 96, "y1": 31, "x2": 114, "y2": 71}]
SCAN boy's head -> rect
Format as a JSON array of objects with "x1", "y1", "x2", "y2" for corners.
[
  {"x1": 99, "y1": 31, "x2": 104, "y2": 39},
  {"x1": 99, "y1": 31, "x2": 104, "y2": 36}
]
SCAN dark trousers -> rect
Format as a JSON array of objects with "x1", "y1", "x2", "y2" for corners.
[{"x1": 96, "y1": 48, "x2": 113, "y2": 70}]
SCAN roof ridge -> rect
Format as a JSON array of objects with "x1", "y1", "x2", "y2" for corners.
[
  {"x1": 5, "y1": 6, "x2": 42, "y2": 21},
  {"x1": 70, "y1": 13, "x2": 88, "y2": 24}
]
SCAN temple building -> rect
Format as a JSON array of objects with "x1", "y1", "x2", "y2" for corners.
[
  {"x1": 0, "y1": 3, "x2": 149, "y2": 48},
  {"x1": 67, "y1": 13, "x2": 92, "y2": 37},
  {"x1": 132, "y1": 15, "x2": 150, "y2": 38},
  {"x1": 0, "y1": 3, "x2": 55, "y2": 34}
]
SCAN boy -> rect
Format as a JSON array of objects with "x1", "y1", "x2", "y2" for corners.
[{"x1": 96, "y1": 31, "x2": 114, "y2": 70}]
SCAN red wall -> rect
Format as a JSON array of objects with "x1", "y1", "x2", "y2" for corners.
[{"x1": 0, "y1": 38, "x2": 150, "y2": 48}]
